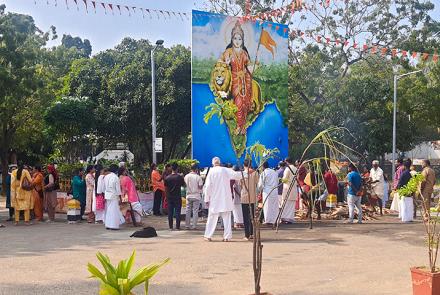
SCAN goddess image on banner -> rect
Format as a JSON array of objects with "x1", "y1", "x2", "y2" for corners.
[{"x1": 192, "y1": 10, "x2": 289, "y2": 167}]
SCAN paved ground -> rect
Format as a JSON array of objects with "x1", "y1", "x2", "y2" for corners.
[{"x1": 0, "y1": 206, "x2": 426, "y2": 295}]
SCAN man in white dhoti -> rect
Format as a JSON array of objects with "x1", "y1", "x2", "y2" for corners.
[
  {"x1": 281, "y1": 158, "x2": 298, "y2": 224},
  {"x1": 104, "y1": 164, "x2": 125, "y2": 230},
  {"x1": 370, "y1": 160, "x2": 385, "y2": 215},
  {"x1": 258, "y1": 161, "x2": 279, "y2": 225},
  {"x1": 203, "y1": 157, "x2": 241, "y2": 241}
]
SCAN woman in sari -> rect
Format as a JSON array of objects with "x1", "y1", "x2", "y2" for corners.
[
  {"x1": 85, "y1": 165, "x2": 96, "y2": 223},
  {"x1": 71, "y1": 168, "x2": 86, "y2": 219},
  {"x1": 220, "y1": 21, "x2": 256, "y2": 135},
  {"x1": 119, "y1": 167, "x2": 143, "y2": 224},
  {"x1": 31, "y1": 166, "x2": 45, "y2": 222},
  {"x1": 11, "y1": 163, "x2": 34, "y2": 225},
  {"x1": 93, "y1": 164, "x2": 106, "y2": 223},
  {"x1": 44, "y1": 164, "x2": 59, "y2": 222},
  {"x1": 5, "y1": 165, "x2": 16, "y2": 221}
]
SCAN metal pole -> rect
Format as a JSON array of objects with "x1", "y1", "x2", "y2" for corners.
[
  {"x1": 151, "y1": 47, "x2": 157, "y2": 164},
  {"x1": 391, "y1": 74, "x2": 397, "y2": 182}
]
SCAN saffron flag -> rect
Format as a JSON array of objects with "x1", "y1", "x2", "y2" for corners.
[{"x1": 260, "y1": 29, "x2": 277, "y2": 58}]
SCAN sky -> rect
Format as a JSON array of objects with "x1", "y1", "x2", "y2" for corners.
[
  {"x1": 1, "y1": 0, "x2": 439, "y2": 55},
  {"x1": 0, "y1": 0, "x2": 205, "y2": 53},
  {"x1": 192, "y1": 10, "x2": 288, "y2": 64}
]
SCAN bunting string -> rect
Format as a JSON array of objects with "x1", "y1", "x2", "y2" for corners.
[
  {"x1": 291, "y1": 30, "x2": 439, "y2": 64},
  {"x1": 35, "y1": 0, "x2": 190, "y2": 21}
]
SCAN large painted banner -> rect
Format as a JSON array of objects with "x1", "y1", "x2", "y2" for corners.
[{"x1": 192, "y1": 10, "x2": 289, "y2": 167}]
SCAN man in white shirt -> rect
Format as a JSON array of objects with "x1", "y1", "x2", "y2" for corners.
[
  {"x1": 184, "y1": 164, "x2": 203, "y2": 230},
  {"x1": 281, "y1": 157, "x2": 298, "y2": 224},
  {"x1": 203, "y1": 157, "x2": 241, "y2": 241},
  {"x1": 370, "y1": 160, "x2": 385, "y2": 215},
  {"x1": 258, "y1": 161, "x2": 279, "y2": 225},
  {"x1": 104, "y1": 164, "x2": 124, "y2": 230}
]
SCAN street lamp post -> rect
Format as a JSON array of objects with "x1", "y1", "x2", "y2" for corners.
[
  {"x1": 151, "y1": 39, "x2": 164, "y2": 164},
  {"x1": 391, "y1": 66, "x2": 426, "y2": 181}
]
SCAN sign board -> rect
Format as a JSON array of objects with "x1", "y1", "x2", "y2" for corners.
[{"x1": 154, "y1": 138, "x2": 163, "y2": 153}]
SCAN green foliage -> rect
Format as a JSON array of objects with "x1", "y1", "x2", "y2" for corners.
[
  {"x1": 61, "y1": 39, "x2": 191, "y2": 164},
  {"x1": 158, "y1": 159, "x2": 198, "y2": 175},
  {"x1": 45, "y1": 96, "x2": 96, "y2": 162},
  {"x1": 246, "y1": 142, "x2": 280, "y2": 168},
  {"x1": 57, "y1": 162, "x2": 85, "y2": 179},
  {"x1": 88, "y1": 251, "x2": 170, "y2": 295},
  {"x1": 61, "y1": 34, "x2": 92, "y2": 57},
  {"x1": 397, "y1": 173, "x2": 425, "y2": 198},
  {"x1": 204, "y1": 100, "x2": 238, "y2": 125}
]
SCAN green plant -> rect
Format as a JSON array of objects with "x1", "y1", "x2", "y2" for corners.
[
  {"x1": 397, "y1": 173, "x2": 425, "y2": 199},
  {"x1": 87, "y1": 251, "x2": 170, "y2": 295},
  {"x1": 57, "y1": 162, "x2": 85, "y2": 179}
]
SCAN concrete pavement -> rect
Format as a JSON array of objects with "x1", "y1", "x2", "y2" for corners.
[{"x1": 0, "y1": 210, "x2": 426, "y2": 295}]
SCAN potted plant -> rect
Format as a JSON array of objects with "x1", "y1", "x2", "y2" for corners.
[
  {"x1": 398, "y1": 174, "x2": 440, "y2": 295},
  {"x1": 87, "y1": 251, "x2": 169, "y2": 295}
]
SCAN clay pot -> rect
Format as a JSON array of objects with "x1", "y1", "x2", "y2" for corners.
[{"x1": 411, "y1": 266, "x2": 440, "y2": 295}]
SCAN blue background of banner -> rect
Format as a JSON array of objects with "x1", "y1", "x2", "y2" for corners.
[{"x1": 192, "y1": 84, "x2": 288, "y2": 167}]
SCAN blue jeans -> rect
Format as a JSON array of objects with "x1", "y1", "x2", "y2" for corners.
[
  {"x1": 167, "y1": 198, "x2": 182, "y2": 229},
  {"x1": 347, "y1": 194, "x2": 362, "y2": 223}
]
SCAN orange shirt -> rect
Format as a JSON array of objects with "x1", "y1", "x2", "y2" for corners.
[{"x1": 151, "y1": 170, "x2": 165, "y2": 192}]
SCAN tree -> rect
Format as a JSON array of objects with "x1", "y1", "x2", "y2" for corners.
[
  {"x1": 61, "y1": 34, "x2": 92, "y2": 57},
  {"x1": 45, "y1": 96, "x2": 96, "y2": 163},
  {"x1": 0, "y1": 5, "x2": 52, "y2": 195},
  {"x1": 206, "y1": 1, "x2": 440, "y2": 159},
  {"x1": 60, "y1": 38, "x2": 191, "y2": 165}
]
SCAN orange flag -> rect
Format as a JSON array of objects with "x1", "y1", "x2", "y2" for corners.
[{"x1": 260, "y1": 29, "x2": 277, "y2": 58}]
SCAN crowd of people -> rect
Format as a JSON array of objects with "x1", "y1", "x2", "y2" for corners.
[
  {"x1": 1, "y1": 162, "x2": 143, "y2": 229},
  {"x1": 1, "y1": 156, "x2": 437, "y2": 238}
]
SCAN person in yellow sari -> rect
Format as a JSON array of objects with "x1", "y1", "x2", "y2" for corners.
[{"x1": 11, "y1": 163, "x2": 34, "y2": 225}]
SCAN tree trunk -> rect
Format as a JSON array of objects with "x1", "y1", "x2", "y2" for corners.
[{"x1": 180, "y1": 142, "x2": 191, "y2": 159}]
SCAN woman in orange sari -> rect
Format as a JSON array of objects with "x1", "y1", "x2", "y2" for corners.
[
  {"x1": 221, "y1": 21, "x2": 255, "y2": 135},
  {"x1": 31, "y1": 166, "x2": 45, "y2": 222}
]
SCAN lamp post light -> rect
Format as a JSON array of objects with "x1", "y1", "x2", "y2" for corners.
[
  {"x1": 151, "y1": 39, "x2": 164, "y2": 164},
  {"x1": 391, "y1": 65, "x2": 428, "y2": 181}
]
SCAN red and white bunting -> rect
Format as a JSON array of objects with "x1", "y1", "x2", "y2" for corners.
[
  {"x1": 292, "y1": 30, "x2": 439, "y2": 63},
  {"x1": 37, "y1": 0, "x2": 189, "y2": 21}
]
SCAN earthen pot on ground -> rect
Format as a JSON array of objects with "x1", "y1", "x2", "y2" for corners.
[{"x1": 411, "y1": 266, "x2": 440, "y2": 295}]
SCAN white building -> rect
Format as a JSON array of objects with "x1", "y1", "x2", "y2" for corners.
[
  {"x1": 94, "y1": 149, "x2": 134, "y2": 163},
  {"x1": 385, "y1": 141, "x2": 440, "y2": 164}
]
